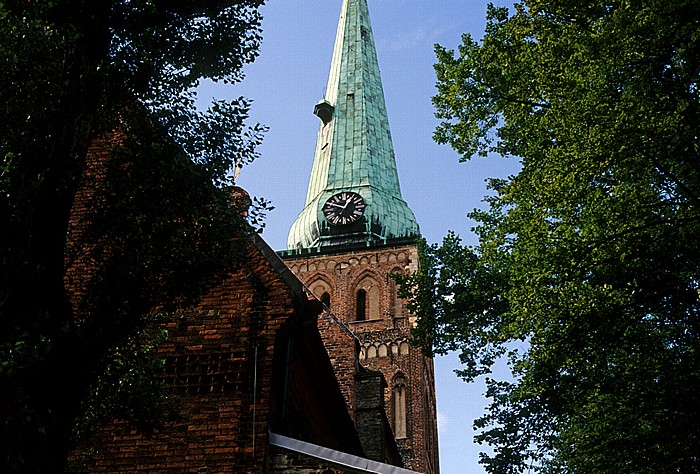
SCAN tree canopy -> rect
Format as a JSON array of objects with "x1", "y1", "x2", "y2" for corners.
[
  {"x1": 407, "y1": 0, "x2": 700, "y2": 472},
  {"x1": 0, "y1": 1, "x2": 266, "y2": 471}
]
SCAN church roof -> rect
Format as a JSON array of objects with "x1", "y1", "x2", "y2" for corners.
[{"x1": 287, "y1": 0, "x2": 419, "y2": 250}]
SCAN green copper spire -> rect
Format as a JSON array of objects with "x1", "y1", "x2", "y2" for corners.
[{"x1": 287, "y1": 0, "x2": 419, "y2": 250}]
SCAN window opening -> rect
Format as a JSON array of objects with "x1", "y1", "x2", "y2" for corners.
[
  {"x1": 393, "y1": 374, "x2": 407, "y2": 439},
  {"x1": 321, "y1": 292, "x2": 331, "y2": 308},
  {"x1": 356, "y1": 289, "x2": 367, "y2": 321}
]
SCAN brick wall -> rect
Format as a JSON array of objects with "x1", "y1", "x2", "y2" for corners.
[
  {"x1": 67, "y1": 129, "x2": 371, "y2": 473},
  {"x1": 70, "y1": 238, "x2": 282, "y2": 471},
  {"x1": 316, "y1": 310, "x2": 360, "y2": 421},
  {"x1": 71, "y1": 234, "x2": 370, "y2": 472},
  {"x1": 64, "y1": 128, "x2": 124, "y2": 304},
  {"x1": 281, "y1": 243, "x2": 440, "y2": 474}
]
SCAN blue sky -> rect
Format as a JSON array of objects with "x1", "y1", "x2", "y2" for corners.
[{"x1": 200, "y1": 1, "x2": 519, "y2": 472}]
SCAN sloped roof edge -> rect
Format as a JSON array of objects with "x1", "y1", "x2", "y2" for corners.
[
  {"x1": 250, "y1": 232, "x2": 306, "y2": 301},
  {"x1": 269, "y1": 431, "x2": 421, "y2": 474}
]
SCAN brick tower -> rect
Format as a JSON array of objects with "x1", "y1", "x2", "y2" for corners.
[{"x1": 279, "y1": 1, "x2": 439, "y2": 472}]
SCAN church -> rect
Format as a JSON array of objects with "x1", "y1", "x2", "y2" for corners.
[
  {"x1": 279, "y1": 0, "x2": 438, "y2": 470},
  {"x1": 70, "y1": 0, "x2": 439, "y2": 472}
]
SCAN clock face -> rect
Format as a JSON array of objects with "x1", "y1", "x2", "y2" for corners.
[{"x1": 322, "y1": 191, "x2": 366, "y2": 226}]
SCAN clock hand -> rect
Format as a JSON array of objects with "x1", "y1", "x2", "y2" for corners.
[{"x1": 326, "y1": 202, "x2": 346, "y2": 209}]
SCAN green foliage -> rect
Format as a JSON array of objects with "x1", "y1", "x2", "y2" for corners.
[
  {"x1": 425, "y1": 0, "x2": 700, "y2": 472},
  {"x1": 0, "y1": 0, "x2": 266, "y2": 471},
  {"x1": 74, "y1": 323, "x2": 172, "y2": 442}
]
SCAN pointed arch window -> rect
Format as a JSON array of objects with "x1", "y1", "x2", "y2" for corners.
[
  {"x1": 355, "y1": 275, "x2": 380, "y2": 321},
  {"x1": 356, "y1": 289, "x2": 367, "y2": 321},
  {"x1": 321, "y1": 292, "x2": 331, "y2": 309},
  {"x1": 310, "y1": 280, "x2": 332, "y2": 311},
  {"x1": 393, "y1": 374, "x2": 407, "y2": 439}
]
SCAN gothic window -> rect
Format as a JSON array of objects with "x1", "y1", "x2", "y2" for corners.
[
  {"x1": 310, "y1": 279, "x2": 332, "y2": 310},
  {"x1": 355, "y1": 275, "x2": 380, "y2": 321},
  {"x1": 393, "y1": 373, "x2": 407, "y2": 439},
  {"x1": 356, "y1": 289, "x2": 367, "y2": 321},
  {"x1": 321, "y1": 292, "x2": 331, "y2": 308}
]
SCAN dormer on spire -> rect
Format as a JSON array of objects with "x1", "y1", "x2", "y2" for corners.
[{"x1": 313, "y1": 100, "x2": 334, "y2": 124}]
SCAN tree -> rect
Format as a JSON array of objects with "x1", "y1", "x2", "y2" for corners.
[
  {"x1": 0, "y1": 1, "x2": 266, "y2": 471},
  {"x1": 413, "y1": 0, "x2": 700, "y2": 472}
]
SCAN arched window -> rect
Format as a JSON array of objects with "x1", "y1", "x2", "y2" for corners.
[
  {"x1": 321, "y1": 292, "x2": 331, "y2": 308},
  {"x1": 310, "y1": 280, "x2": 332, "y2": 310},
  {"x1": 355, "y1": 275, "x2": 380, "y2": 320},
  {"x1": 393, "y1": 374, "x2": 407, "y2": 439},
  {"x1": 356, "y1": 289, "x2": 367, "y2": 321}
]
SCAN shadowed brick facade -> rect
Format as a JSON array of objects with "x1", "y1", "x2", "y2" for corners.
[
  {"x1": 68, "y1": 128, "x2": 417, "y2": 473},
  {"x1": 69, "y1": 0, "x2": 439, "y2": 471},
  {"x1": 280, "y1": 244, "x2": 439, "y2": 474}
]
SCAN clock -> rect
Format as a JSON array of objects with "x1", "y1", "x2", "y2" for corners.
[{"x1": 322, "y1": 191, "x2": 366, "y2": 226}]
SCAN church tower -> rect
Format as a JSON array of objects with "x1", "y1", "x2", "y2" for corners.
[{"x1": 280, "y1": 1, "x2": 439, "y2": 472}]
